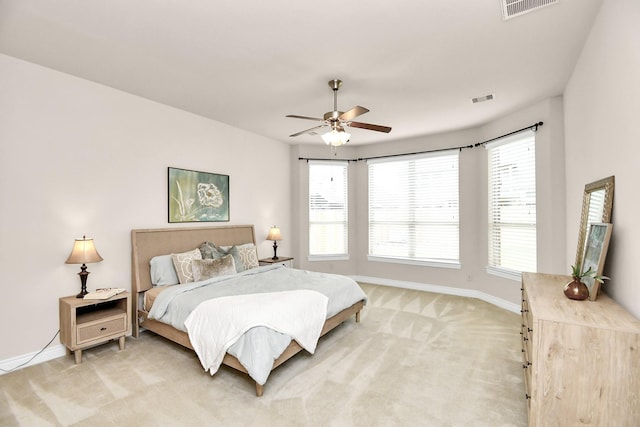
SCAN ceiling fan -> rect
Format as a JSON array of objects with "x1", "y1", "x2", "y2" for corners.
[{"x1": 286, "y1": 79, "x2": 392, "y2": 146}]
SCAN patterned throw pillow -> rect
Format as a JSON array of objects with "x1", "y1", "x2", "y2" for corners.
[
  {"x1": 230, "y1": 243, "x2": 259, "y2": 272},
  {"x1": 191, "y1": 255, "x2": 236, "y2": 281},
  {"x1": 171, "y1": 248, "x2": 202, "y2": 284}
]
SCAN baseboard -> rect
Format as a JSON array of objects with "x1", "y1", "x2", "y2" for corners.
[
  {"x1": 351, "y1": 275, "x2": 521, "y2": 314},
  {"x1": 0, "y1": 343, "x2": 67, "y2": 375}
]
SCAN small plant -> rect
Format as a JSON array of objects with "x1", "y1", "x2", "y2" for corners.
[{"x1": 570, "y1": 263, "x2": 609, "y2": 284}]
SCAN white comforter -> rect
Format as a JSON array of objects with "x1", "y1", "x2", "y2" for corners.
[{"x1": 184, "y1": 290, "x2": 328, "y2": 385}]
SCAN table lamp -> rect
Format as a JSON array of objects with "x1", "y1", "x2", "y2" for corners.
[
  {"x1": 65, "y1": 236, "x2": 103, "y2": 298},
  {"x1": 267, "y1": 226, "x2": 282, "y2": 260}
]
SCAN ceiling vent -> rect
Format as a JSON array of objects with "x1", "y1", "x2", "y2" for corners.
[
  {"x1": 501, "y1": 0, "x2": 559, "y2": 20},
  {"x1": 472, "y1": 94, "x2": 494, "y2": 104}
]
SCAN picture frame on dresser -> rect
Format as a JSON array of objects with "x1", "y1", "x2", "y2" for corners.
[
  {"x1": 582, "y1": 223, "x2": 613, "y2": 301},
  {"x1": 168, "y1": 167, "x2": 229, "y2": 223}
]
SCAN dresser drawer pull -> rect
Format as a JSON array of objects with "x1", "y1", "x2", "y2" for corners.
[
  {"x1": 100, "y1": 327, "x2": 107, "y2": 331},
  {"x1": 525, "y1": 393, "x2": 531, "y2": 400},
  {"x1": 528, "y1": 328, "x2": 533, "y2": 333}
]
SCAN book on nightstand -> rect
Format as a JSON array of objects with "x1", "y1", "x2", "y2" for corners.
[{"x1": 83, "y1": 288, "x2": 126, "y2": 300}]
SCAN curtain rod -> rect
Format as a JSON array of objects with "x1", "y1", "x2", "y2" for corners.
[
  {"x1": 297, "y1": 157, "x2": 359, "y2": 162},
  {"x1": 473, "y1": 121, "x2": 543, "y2": 147},
  {"x1": 298, "y1": 121, "x2": 544, "y2": 162}
]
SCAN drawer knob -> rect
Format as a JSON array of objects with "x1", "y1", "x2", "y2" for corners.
[
  {"x1": 100, "y1": 327, "x2": 107, "y2": 331},
  {"x1": 525, "y1": 393, "x2": 531, "y2": 400}
]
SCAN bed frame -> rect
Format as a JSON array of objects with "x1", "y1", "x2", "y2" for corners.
[{"x1": 131, "y1": 224, "x2": 364, "y2": 396}]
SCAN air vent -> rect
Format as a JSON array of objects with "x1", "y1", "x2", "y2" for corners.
[
  {"x1": 501, "y1": 0, "x2": 559, "y2": 20},
  {"x1": 472, "y1": 94, "x2": 494, "y2": 104}
]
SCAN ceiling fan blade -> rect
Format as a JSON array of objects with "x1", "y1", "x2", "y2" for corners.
[
  {"x1": 286, "y1": 114, "x2": 325, "y2": 122},
  {"x1": 289, "y1": 124, "x2": 327, "y2": 137},
  {"x1": 339, "y1": 106, "x2": 369, "y2": 122},
  {"x1": 348, "y1": 121, "x2": 392, "y2": 133}
]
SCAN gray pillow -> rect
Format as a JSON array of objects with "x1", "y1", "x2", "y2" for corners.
[
  {"x1": 149, "y1": 254, "x2": 179, "y2": 286},
  {"x1": 191, "y1": 255, "x2": 236, "y2": 281}
]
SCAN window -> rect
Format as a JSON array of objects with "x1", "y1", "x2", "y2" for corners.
[
  {"x1": 308, "y1": 161, "x2": 348, "y2": 259},
  {"x1": 368, "y1": 151, "x2": 459, "y2": 267},
  {"x1": 487, "y1": 130, "x2": 536, "y2": 279}
]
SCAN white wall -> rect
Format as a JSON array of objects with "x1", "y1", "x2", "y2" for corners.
[
  {"x1": 564, "y1": 0, "x2": 640, "y2": 318},
  {"x1": 293, "y1": 96, "x2": 567, "y2": 307},
  {"x1": 0, "y1": 54, "x2": 292, "y2": 361}
]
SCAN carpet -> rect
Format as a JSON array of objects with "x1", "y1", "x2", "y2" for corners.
[{"x1": 0, "y1": 283, "x2": 527, "y2": 426}]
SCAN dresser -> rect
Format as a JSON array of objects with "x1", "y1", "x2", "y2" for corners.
[{"x1": 521, "y1": 272, "x2": 640, "y2": 425}]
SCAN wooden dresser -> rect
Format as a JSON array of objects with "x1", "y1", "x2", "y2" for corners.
[{"x1": 521, "y1": 272, "x2": 640, "y2": 425}]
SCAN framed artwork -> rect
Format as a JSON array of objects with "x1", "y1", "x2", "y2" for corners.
[
  {"x1": 582, "y1": 223, "x2": 613, "y2": 301},
  {"x1": 168, "y1": 167, "x2": 229, "y2": 223}
]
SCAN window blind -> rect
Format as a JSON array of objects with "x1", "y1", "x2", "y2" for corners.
[
  {"x1": 487, "y1": 130, "x2": 537, "y2": 277},
  {"x1": 368, "y1": 151, "x2": 459, "y2": 265},
  {"x1": 308, "y1": 161, "x2": 348, "y2": 258}
]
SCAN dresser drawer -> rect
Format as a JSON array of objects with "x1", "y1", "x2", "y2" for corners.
[{"x1": 77, "y1": 314, "x2": 127, "y2": 344}]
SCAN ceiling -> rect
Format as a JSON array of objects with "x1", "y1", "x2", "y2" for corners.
[{"x1": 0, "y1": 0, "x2": 603, "y2": 145}]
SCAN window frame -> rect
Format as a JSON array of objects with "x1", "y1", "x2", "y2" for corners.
[
  {"x1": 367, "y1": 150, "x2": 460, "y2": 268},
  {"x1": 486, "y1": 130, "x2": 537, "y2": 281},
  {"x1": 308, "y1": 160, "x2": 349, "y2": 261}
]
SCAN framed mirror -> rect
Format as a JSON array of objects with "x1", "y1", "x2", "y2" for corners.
[{"x1": 575, "y1": 176, "x2": 614, "y2": 269}]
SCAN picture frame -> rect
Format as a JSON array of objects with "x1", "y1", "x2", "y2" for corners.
[
  {"x1": 582, "y1": 223, "x2": 613, "y2": 301},
  {"x1": 168, "y1": 167, "x2": 229, "y2": 223}
]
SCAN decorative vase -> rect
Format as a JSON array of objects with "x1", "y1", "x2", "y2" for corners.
[{"x1": 563, "y1": 278, "x2": 589, "y2": 300}]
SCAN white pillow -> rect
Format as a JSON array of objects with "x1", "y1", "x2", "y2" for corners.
[{"x1": 149, "y1": 254, "x2": 179, "y2": 286}]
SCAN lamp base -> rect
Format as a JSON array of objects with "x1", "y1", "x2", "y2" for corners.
[
  {"x1": 272, "y1": 241, "x2": 279, "y2": 260},
  {"x1": 76, "y1": 265, "x2": 90, "y2": 298}
]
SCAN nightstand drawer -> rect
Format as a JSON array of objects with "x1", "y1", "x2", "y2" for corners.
[{"x1": 77, "y1": 314, "x2": 127, "y2": 344}]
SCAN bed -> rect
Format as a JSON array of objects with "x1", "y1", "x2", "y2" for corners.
[{"x1": 131, "y1": 224, "x2": 366, "y2": 396}]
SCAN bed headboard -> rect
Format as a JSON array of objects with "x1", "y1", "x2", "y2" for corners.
[{"x1": 131, "y1": 225, "x2": 256, "y2": 318}]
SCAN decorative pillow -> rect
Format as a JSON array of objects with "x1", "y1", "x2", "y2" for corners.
[
  {"x1": 149, "y1": 254, "x2": 180, "y2": 286},
  {"x1": 171, "y1": 248, "x2": 203, "y2": 284},
  {"x1": 199, "y1": 241, "x2": 231, "y2": 259},
  {"x1": 191, "y1": 255, "x2": 236, "y2": 281},
  {"x1": 230, "y1": 243, "x2": 259, "y2": 272}
]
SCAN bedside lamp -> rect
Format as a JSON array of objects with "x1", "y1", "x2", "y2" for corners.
[
  {"x1": 267, "y1": 226, "x2": 282, "y2": 260},
  {"x1": 65, "y1": 236, "x2": 103, "y2": 298}
]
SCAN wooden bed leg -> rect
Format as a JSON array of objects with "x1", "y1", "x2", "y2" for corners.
[
  {"x1": 355, "y1": 310, "x2": 361, "y2": 323},
  {"x1": 255, "y1": 383, "x2": 264, "y2": 397}
]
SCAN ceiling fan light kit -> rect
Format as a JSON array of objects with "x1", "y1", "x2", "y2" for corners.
[
  {"x1": 286, "y1": 79, "x2": 391, "y2": 148},
  {"x1": 321, "y1": 129, "x2": 351, "y2": 146}
]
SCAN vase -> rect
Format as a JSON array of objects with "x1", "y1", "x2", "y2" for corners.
[{"x1": 563, "y1": 278, "x2": 589, "y2": 300}]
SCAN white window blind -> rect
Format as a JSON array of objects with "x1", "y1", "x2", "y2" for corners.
[
  {"x1": 309, "y1": 161, "x2": 348, "y2": 258},
  {"x1": 368, "y1": 151, "x2": 459, "y2": 265},
  {"x1": 487, "y1": 130, "x2": 537, "y2": 278}
]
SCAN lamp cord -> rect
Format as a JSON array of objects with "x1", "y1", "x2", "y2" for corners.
[{"x1": 0, "y1": 330, "x2": 60, "y2": 373}]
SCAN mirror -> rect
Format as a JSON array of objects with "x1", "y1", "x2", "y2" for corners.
[{"x1": 575, "y1": 176, "x2": 614, "y2": 269}]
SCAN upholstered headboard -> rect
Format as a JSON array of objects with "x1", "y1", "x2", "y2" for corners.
[{"x1": 130, "y1": 224, "x2": 256, "y2": 310}]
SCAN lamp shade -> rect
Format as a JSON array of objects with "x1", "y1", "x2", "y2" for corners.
[
  {"x1": 65, "y1": 236, "x2": 103, "y2": 265},
  {"x1": 321, "y1": 129, "x2": 350, "y2": 146},
  {"x1": 267, "y1": 226, "x2": 282, "y2": 241}
]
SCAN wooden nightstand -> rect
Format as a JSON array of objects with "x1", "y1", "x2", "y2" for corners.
[
  {"x1": 59, "y1": 292, "x2": 131, "y2": 364},
  {"x1": 259, "y1": 256, "x2": 294, "y2": 268}
]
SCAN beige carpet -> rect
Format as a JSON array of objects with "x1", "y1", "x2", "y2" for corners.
[{"x1": 0, "y1": 284, "x2": 527, "y2": 426}]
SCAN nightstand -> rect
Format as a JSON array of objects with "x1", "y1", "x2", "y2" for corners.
[
  {"x1": 59, "y1": 292, "x2": 131, "y2": 364},
  {"x1": 259, "y1": 256, "x2": 294, "y2": 268}
]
